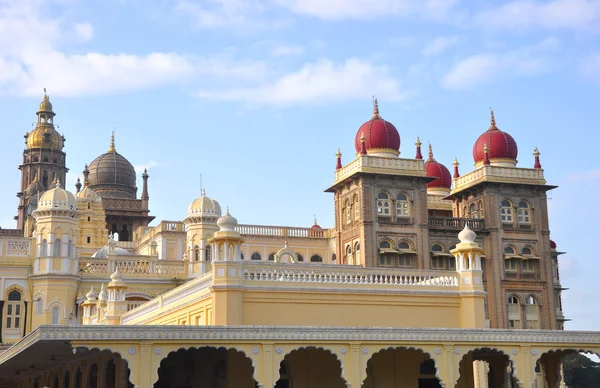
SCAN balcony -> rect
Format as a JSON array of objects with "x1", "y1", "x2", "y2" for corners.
[
  {"x1": 79, "y1": 257, "x2": 187, "y2": 279},
  {"x1": 428, "y1": 217, "x2": 485, "y2": 232},
  {"x1": 503, "y1": 270, "x2": 539, "y2": 281},
  {"x1": 235, "y1": 224, "x2": 330, "y2": 239}
]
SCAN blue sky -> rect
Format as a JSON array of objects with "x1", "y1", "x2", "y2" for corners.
[{"x1": 1, "y1": 0, "x2": 599, "y2": 330}]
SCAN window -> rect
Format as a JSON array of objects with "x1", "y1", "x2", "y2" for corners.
[
  {"x1": 67, "y1": 240, "x2": 73, "y2": 257},
  {"x1": 478, "y1": 200, "x2": 484, "y2": 218},
  {"x1": 194, "y1": 246, "x2": 200, "y2": 261},
  {"x1": 297, "y1": 254, "x2": 304, "y2": 262},
  {"x1": 507, "y1": 295, "x2": 521, "y2": 329},
  {"x1": 345, "y1": 199, "x2": 352, "y2": 224},
  {"x1": 505, "y1": 258, "x2": 518, "y2": 272},
  {"x1": 398, "y1": 241, "x2": 410, "y2": 250},
  {"x1": 241, "y1": 253, "x2": 245, "y2": 260},
  {"x1": 396, "y1": 193, "x2": 409, "y2": 217},
  {"x1": 53, "y1": 238, "x2": 62, "y2": 256},
  {"x1": 87, "y1": 203, "x2": 91, "y2": 210},
  {"x1": 398, "y1": 254, "x2": 412, "y2": 267},
  {"x1": 379, "y1": 241, "x2": 391, "y2": 249},
  {"x1": 522, "y1": 247, "x2": 533, "y2": 255},
  {"x1": 354, "y1": 195, "x2": 360, "y2": 220},
  {"x1": 41, "y1": 239, "x2": 48, "y2": 256},
  {"x1": 525, "y1": 296, "x2": 539, "y2": 329},
  {"x1": 522, "y1": 260, "x2": 535, "y2": 272},
  {"x1": 463, "y1": 206, "x2": 468, "y2": 218},
  {"x1": 470, "y1": 203, "x2": 478, "y2": 219},
  {"x1": 251, "y1": 253, "x2": 261, "y2": 261},
  {"x1": 268, "y1": 253, "x2": 275, "y2": 261},
  {"x1": 52, "y1": 306, "x2": 60, "y2": 325},
  {"x1": 504, "y1": 246, "x2": 516, "y2": 254},
  {"x1": 377, "y1": 192, "x2": 390, "y2": 216},
  {"x1": 379, "y1": 240, "x2": 394, "y2": 267},
  {"x1": 431, "y1": 244, "x2": 443, "y2": 252},
  {"x1": 205, "y1": 245, "x2": 211, "y2": 261},
  {"x1": 310, "y1": 255, "x2": 322, "y2": 263},
  {"x1": 36, "y1": 298, "x2": 43, "y2": 315},
  {"x1": 331, "y1": 254, "x2": 336, "y2": 261},
  {"x1": 432, "y1": 257, "x2": 444, "y2": 269},
  {"x1": 6, "y1": 290, "x2": 22, "y2": 329},
  {"x1": 354, "y1": 242, "x2": 360, "y2": 253},
  {"x1": 500, "y1": 200, "x2": 513, "y2": 223},
  {"x1": 518, "y1": 201, "x2": 531, "y2": 224}
]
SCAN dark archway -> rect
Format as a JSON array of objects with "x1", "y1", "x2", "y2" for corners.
[
  {"x1": 536, "y1": 349, "x2": 600, "y2": 388},
  {"x1": 153, "y1": 347, "x2": 257, "y2": 388},
  {"x1": 275, "y1": 347, "x2": 346, "y2": 388},
  {"x1": 363, "y1": 347, "x2": 441, "y2": 388},
  {"x1": 456, "y1": 348, "x2": 518, "y2": 388}
]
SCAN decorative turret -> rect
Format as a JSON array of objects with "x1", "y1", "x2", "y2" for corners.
[
  {"x1": 75, "y1": 177, "x2": 82, "y2": 193},
  {"x1": 141, "y1": 168, "x2": 149, "y2": 202},
  {"x1": 482, "y1": 144, "x2": 490, "y2": 166},
  {"x1": 335, "y1": 149, "x2": 342, "y2": 170},
  {"x1": 453, "y1": 158, "x2": 460, "y2": 178},
  {"x1": 105, "y1": 267, "x2": 128, "y2": 325},
  {"x1": 415, "y1": 137, "x2": 423, "y2": 160},
  {"x1": 354, "y1": 98, "x2": 401, "y2": 157},
  {"x1": 533, "y1": 147, "x2": 542, "y2": 169},
  {"x1": 209, "y1": 209, "x2": 245, "y2": 261},
  {"x1": 81, "y1": 287, "x2": 98, "y2": 325},
  {"x1": 76, "y1": 184, "x2": 107, "y2": 257}
]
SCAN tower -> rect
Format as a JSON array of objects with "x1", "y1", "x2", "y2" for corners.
[
  {"x1": 183, "y1": 191, "x2": 222, "y2": 276},
  {"x1": 75, "y1": 183, "x2": 108, "y2": 256},
  {"x1": 17, "y1": 92, "x2": 68, "y2": 231}
]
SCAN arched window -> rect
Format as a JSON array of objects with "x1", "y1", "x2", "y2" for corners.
[
  {"x1": 500, "y1": 200, "x2": 513, "y2": 222},
  {"x1": 41, "y1": 239, "x2": 48, "y2": 257},
  {"x1": 518, "y1": 201, "x2": 531, "y2": 224},
  {"x1": 398, "y1": 241, "x2": 410, "y2": 250},
  {"x1": 194, "y1": 245, "x2": 200, "y2": 261},
  {"x1": 268, "y1": 253, "x2": 275, "y2": 261},
  {"x1": 345, "y1": 199, "x2": 352, "y2": 224},
  {"x1": 377, "y1": 192, "x2": 390, "y2": 216},
  {"x1": 52, "y1": 306, "x2": 60, "y2": 325},
  {"x1": 525, "y1": 295, "x2": 539, "y2": 329},
  {"x1": 251, "y1": 253, "x2": 261, "y2": 261},
  {"x1": 36, "y1": 298, "x2": 43, "y2": 315},
  {"x1": 67, "y1": 240, "x2": 73, "y2": 257},
  {"x1": 345, "y1": 245, "x2": 352, "y2": 264},
  {"x1": 379, "y1": 240, "x2": 391, "y2": 249},
  {"x1": 205, "y1": 245, "x2": 211, "y2": 261},
  {"x1": 310, "y1": 255, "x2": 322, "y2": 263},
  {"x1": 507, "y1": 295, "x2": 521, "y2": 329},
  {"x1": 396, "y1": 193, "x2": 410, "y2": 217},
  {"x1": 53, "y1": 238, "x2": 62, "y2": 256},
  {"x1": 478, "y1": 200, "x2": 484, "y2": 218},
  {"x1": 470, "y1": 203, "x2": 478, "y2": 219},
  {"x1": 521, "y1": 247, "x2": 533, "y2": 256},
  {"x1": 504, "y1": 246, "x2": 516, "y2": 254},
  {"x1": 431, "y1": 244, "x2": 444, "y2": 252},
  {"x1": 241, "y1": 253, "x2": 245, "y2": 260},
  {"x1": 297, "y1": 254, "x2": 304, "y2": 262},
  {"x1": 6, "y1": 290, "x2": 22, "y2": 329},
  {"x1": 463, "y1": 205, "x2": 468, "y2": 217},
  {"x1": 331, "y1": 253, "x2": 337, "y2": 261},
  {"x1": 354, "y1": 195, "x2": 360, "y2": 220}
]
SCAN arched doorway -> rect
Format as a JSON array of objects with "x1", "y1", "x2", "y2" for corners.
[
  {"x1": 363, "y1": 347, "x2": 441, "y2": 388},
  {"x1": 275, "y1": 347, "x2": 346, "y2": 388},
  {"x1": 456, "y1": 348, "x2": 518, "y2": 388},
  {"x1": 153, "y1": 347, "x2": 257, "y2": 388},
  {"x1": 536, "y1": 349, "x2": 600, "y2": 388}
]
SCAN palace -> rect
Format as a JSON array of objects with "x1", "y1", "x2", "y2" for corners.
[{"x1": 0, "y1": 94, "x2": 597, "y2": 388}]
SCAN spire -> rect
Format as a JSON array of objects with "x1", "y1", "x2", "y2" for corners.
[
  {"x1": 201, "y1": 188, "x2": 206, "y2": 196},
  {"x1": 75, "y1": 178, "x2": 82, "y2": 193},
  {"x1": 533, "y1": 147, "x2": 542, "y2": 169},
  {"x1": 483, "y1": 143, "x2": 490, "y2": 165},
  {"x1": 141, "y1": 167, "x2": 149, "y2": 201},
  {"x1": 489, "y1": 108, "x2": 498, "y2": 131},
  {"x1": 415, "y1": 137, "x2": 423, "y2": 160},
  {"x1": 83, "y1": 164, "x2": 90, "y2": 188},
  {"x1": 108, "y1": 130, "x2": 116, "y2": 153},
  {"x1": 335, "y1": 148, "x2": 342, "y2": 170},
  {"x1": 56, "y1": 179, "x2": 62, "y2": 189},
  {"x1": 428, "y1": 143, "x2": 434, "y2": 161},
  {"x1": 360, "y1": 133, "x2": 367, "y2": 155},
  {"x1": 372, "y1": 96, "x2": 380, "y2": 118},
  {"x1": 453, "y1": 157, "x2": 460, "y2": 178}
]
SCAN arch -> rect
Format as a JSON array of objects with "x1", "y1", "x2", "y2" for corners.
[
  {"x1": 534, "y1": 348, "x2": 600, "y2": 388},
  {"x1": 521, "y1": 246, "x2": 534, "y2": 255},
  {"x1": 354, "y1": 194, "x2": 360, "y2": 220},
  {"x1": 331, "y1": 253, "x2": 337, "y2": 262},
  {"x1": 500, "y1": 199, "x2": 514, "y2": 222},
  {"x1": 72, "y1": 347, "x2": 135, "y2": 388},
  {"x1": 363, "y1": 346, "x2": 442, "y2": 388},
  {"x1": 296, "y1": 253, "x2": 304, "y2": 262},
  {"x1": 455, "y1": 347, "x2": 520, "y2": 388},
  {"x1": 275, "y1": 247, "x2": 297, "y2": 264},
  {"x1": 154, "y1": 346, "x2": 257, "y2": 388},
  {"x1": 51, "y1": 305, "x2": 61, "y2": 324},
  {"x1": 268, "y1": 252, "x2": 276, "y2": 261},
  {"x1": 276, "y1": 346, "x2": 347, "y2": 388},
  {"x1": 517, "y1": 200, "x2": 532, "y2": 224},
  {"x1": 310, "y1": 254, "x2": 323, "y2": 263},
  {"x1": 377, "y1": 192, "x2": 391, "y2": 217},
  {"x1": 205, "y1": 245, "x2": 211, "y2": 261},
  {"x1": 504, "y1": 245, "x2": 517, "y2": 254},
  {"x1": 194, "y1": 245, "x2": 200, "y2": 261},
  {"x1": 251, "y1": 252, "x2": 262, "y2": 261},
  {"x1": 398, "y1": 239, "x2": 412, "y2": 250},
  {"x1": 507, "y1": 294, "x2": 521, "y2": 329},
  {"x1": 41, "y1": 239, "x2": 48, "y2": 257},
  {"x1": 53, "y1": 238, "x2": 62, "y2": 256},
  {"x1": 431, "y1": 243, "x2": 444, "y2": 252},
  {"x1": 67, "y1": 240, "x2": 73, "y2": 258},
  {"x1": 470, "y1": 202, "x2": 478, "y2": 219},
  {"x1": 396, "y1": 192, "x2": 410, "y2": 218},
  {"x1": 345, "y1": 198, "x2": 352, "y2": 224},
  {"x1": 379, "y1": 240, "x2": 393, "y2": 249}
]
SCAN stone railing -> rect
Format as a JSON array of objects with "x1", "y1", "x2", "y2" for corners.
[
  {"x1": 241, "y1": 262, "x2": 458, "y2": 288},
  {"x1": 157, "y1": 221, "x2": 185, "y2": 233},
  {"x1": 428, "y1": 217, "x2": 485, "y2": 231},
  {"x1": 78, "y1": 258, "x2": 187, "y2": 278},
  {"x1": 453, "y1": 165, "x2": 545, "y2": 190},
  {"x1": 116, "y1": 241, "x2": 136, "y2": 250},
  {"x1": 334, "y1": 155, "x2": 425, "y2": 183},
  {"x1": 0, "y1": 228, "x2": 23, "y2": 237},
  {"x1": 236, "y1": 224, "x2": 329, "y2": 239}
]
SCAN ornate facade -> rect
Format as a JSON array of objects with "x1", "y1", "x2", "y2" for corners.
[{"x1": 0, "y1": 95, "x2": 594, "y2": 388}]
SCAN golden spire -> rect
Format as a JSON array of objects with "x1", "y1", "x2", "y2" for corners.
[
  {"x1": 428, "y1": 143, "x2": 434, "y2": 159},
  {"x1": 483, "y1": 143, "x2": 489, "y2": 153},
  {"x1": 360, "y1": 132, "x2": 366, "y2": 143},
  {"x1": 415, "y1": 137, "x2": 422, "y2": 147},
  {"x1": 489, "y1": 108, "x2": 498, "y2": 130},
  {"x1": 108, "y1": 130, "x2": 116, "y2": 153},
  {"x1": 336, "y1": 148, "x2": 341, "y2": 158},
  {"x1": 453, "y1": 157, "x2": 459, "y2": 167},
  {"x1": 373, "y1": 96, "x2": 380, "y2": 118},
  {"x1": 533, "y1": 147, "x2": 540, "y2": 157}
]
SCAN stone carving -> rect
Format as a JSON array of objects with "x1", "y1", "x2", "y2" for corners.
[{"x1": 6, "y1": 239, "x2": 30, "y2": 256}]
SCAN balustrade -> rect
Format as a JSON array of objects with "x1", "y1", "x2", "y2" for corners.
[
  {"x1": 78, "y1": 258, "x2": 187, "y2": 278},
  {"x1": 428, "y1": 217, "x2": 484, "y2": 231},
  {"x1": 235, "y1": 224, "x2": 327, "y2": 238}
]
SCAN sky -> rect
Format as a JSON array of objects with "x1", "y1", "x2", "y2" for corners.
[{"x1": 0, "y1": 0, "x2": 599, "y2": 331}]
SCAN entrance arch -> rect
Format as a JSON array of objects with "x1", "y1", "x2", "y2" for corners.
[
  {"x1": 455, "y1": 348, "x2": 519, "y2": 388},
  {"x1": 535, "y1": 348, "x2": 600, "y2": 388},
  {"x1": 275, "y1": 347, "x2": 346, "y2": 388},
  {"x1": 363, "y1": 347, "x2": 442, "y2": 388},
  {"x1": 153, "y1": 347, "x2": 257, "y2": 388}
]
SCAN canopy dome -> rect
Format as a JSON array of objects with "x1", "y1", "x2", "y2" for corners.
[
  {"x1": 186, "y1": 191, "x2": 222, "y2": 221},
  {"x1": 354, "y1": 99, "x2": 400, "y2": 157},
  {"x1": 37, "y1": 182, "x2": 77, "y2": 211},
  {"x1": 424, "y1": 145, "x2": 452, "y2": 190},
  {"x1": 88, "y1": 133, "x2": 137, "y2": 199},
  {"x1": 26, "y1": 94, "x2": 64, "y2": 151},
  {"x1": 473, "y1": 111, "x2": 518, "y2": 167}
]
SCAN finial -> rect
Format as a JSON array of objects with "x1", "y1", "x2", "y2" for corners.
[
  {"x1": 489, "y1": 108, "x2": 497, "y2": 130},
  {"x1": 56, "y1": 179, "x2": 62, "y2": 189},
  {"x1": 75, "y1": 178, "x2": 82, "y2": 193},
  {"x1": 360, "y1": 133, "x2": 367, "y2": 155},
  {"x1": 201, "y1": 188, "x2": 206, "y2": 196},
  {"x1": 336, "y1": 148, "x2": 341, "y2": 157},
  {"x1": 314, "y1": 215, "x2": 317, "y2": 225},
  {"x1": 428, "y1": 143, "x2": 434, "y2": 160},
  {"x1": 108, "y1": 130, "x2": 116, "y2": 153},
  {"x1": 43, "y1": 87, "x2": 46, "y2": 94},
  {"x1": 453, "y1": 157, "x2": 460, "y2": 178},
  {"x1": 533, "y1": 147, "x2": 542, "y2": 169},
  {"x1": 51, "y1": 174, "x2": 57, "y2": 184},
  {"x1": 373, "y1": 96, "x2": 380, "y2": 117},
  {"x1": 336, "y1": 148, "x2": 342, "y2": 170},
  {"x1": 226, "y1": 205, "x2": 230, "y2": 214},
  {"x1": 483, "y1": 143, "x2": 491, "y2": 165},
  {"x1": 415, "y1": 137, "x2": 423, "y2": 160},
  {"x1": 144, "y1": 167, "x2": 147, "y2": 174}
]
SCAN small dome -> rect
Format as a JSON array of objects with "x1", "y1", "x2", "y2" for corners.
[
  {"x1": 92, "y1": 245, "x2": 132, "y2": 258},
  {"x1": 217, "y1": 210, "x2": 238, "y2": 231},
  {"x1": 86, "y1": 287, "x2": 98, "y2": 301},
  {"x1": 37, "y1": 182, "x2": 78, "y2": 211},
  {"x1": 458, "y1": 224, "x2": 476, "y2": 244},
  {"x1": 25, "y1": 178, "x2": 44, "y2": 198},
  {"x1": 38, "y1": 94, "x2": 53, "y2": 113},
  {"x1": 187, "y1": 191, "x2": 222, "y2": 219},
  {"x1": 354, "y1": 99, "x2": 400, "y2": 157},
  {"x1": 76, "y1": 186, "x2": 100, "y2": 202},
  {"x1": 550, "y1": 239, "x2": 557, "y2": 250},
  {"x1": 109, "y1": 268, "x2": 125, "y2": 283},
  {"x1": 424, "y1": 145, "x2": 452, "y2": 190},
  {"x1": 26, "y1": 94, "x2": 63, "y2": 151},
  {"x1": 473, "y1": 111, "x2": 518, "y2": 167},
  {"x1": 88, "y1": 133, "x2": 137, "y2": 199},
  {"x1": 98, "y1": 284, "x2": 107, "y2": 301}
]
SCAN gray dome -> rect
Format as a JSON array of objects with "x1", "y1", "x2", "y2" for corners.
[
  {"x1": 91, "y1": 245, "x2": 132, "y2": 258},
  {"x1": 88, "y1": 151, "x2": 137, "y2": 199}
]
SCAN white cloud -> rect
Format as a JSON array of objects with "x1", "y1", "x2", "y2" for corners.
[
  {"x1": 441, "y1": 38, "x2": 560, "y2": 89},
  {"x1": 73, "y1": 22, "x2": 94, "y2": 42},
  {"x1": 422, "y1": 35, "x2": 459, "y2": 56},
  {"x1": 473, "y1": 0, "x2": 600, "y2": 31},
  {"x1": 134, "y1": 161, "x2": 162, "y2": 173},
  {"x1": 270, "y1": 44, "x2": 305, "y2": 57},
  {"x1": 566, "y1": 168, "x2": 600, "y2": 182},
  {"x1": 196, "y1": 58, "x2": 410, "y2": 105}
]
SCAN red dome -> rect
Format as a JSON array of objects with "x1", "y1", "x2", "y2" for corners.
[
  {"x1": 424, "y1": 145, "x2": 452, "y2": 189},
  {"x1": 550, "y1": 240, "x2": 557, "y2": 249},
  {"x1": 354, "y1": 99, "x2": 400, "y2": 155},
  {"x1": 473, "y1": 111, "x2": 518, "y2": 166}
]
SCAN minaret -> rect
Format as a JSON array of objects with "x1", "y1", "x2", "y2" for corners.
[
  {"x1": 104, "y1": 268, "x2": 128, "y2": 325},
  {"x1": 17, "y1": 91, "x2": 68, "y2": 230},
  {"x1": 141, "y1": 168, "x2": 149, "y2": 210}
]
